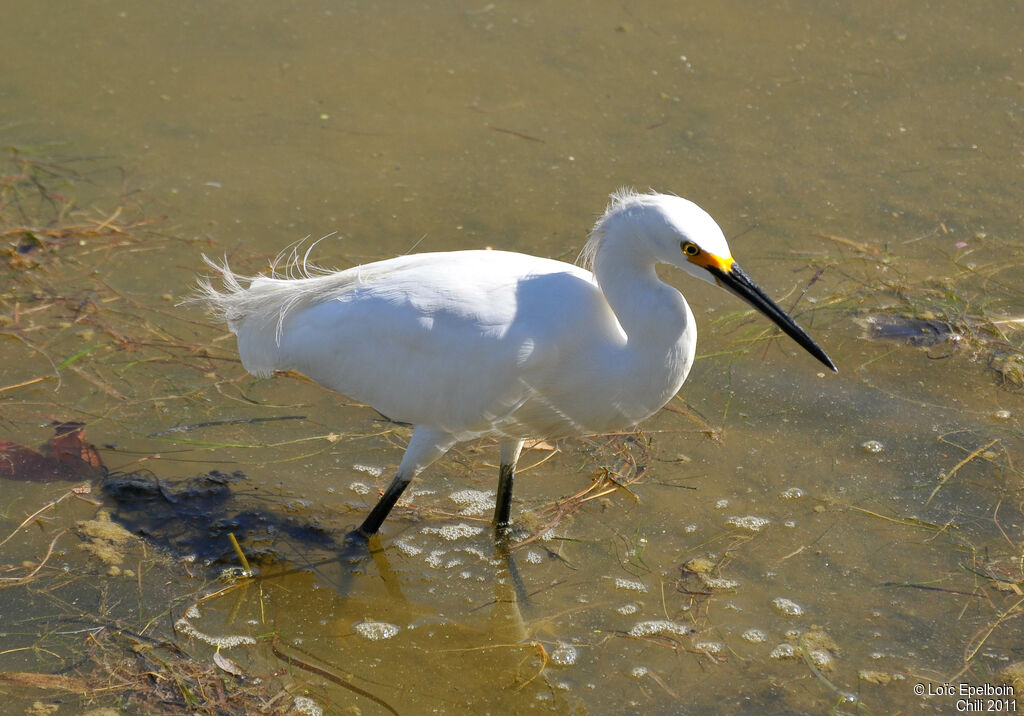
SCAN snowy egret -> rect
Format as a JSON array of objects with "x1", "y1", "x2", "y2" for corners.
[{"x1": 196, "y1": 190, "x2": 835, "y2": 538}]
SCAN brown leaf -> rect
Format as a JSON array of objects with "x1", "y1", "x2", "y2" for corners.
[{"x1": 0, "y1": 422, "x2": 104, "y2": 482}]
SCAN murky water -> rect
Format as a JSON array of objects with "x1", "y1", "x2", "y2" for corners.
[{"x1": 2, "y1": 1, "x2": 1021, "y2": 713}]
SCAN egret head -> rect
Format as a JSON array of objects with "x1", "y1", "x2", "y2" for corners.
[{"x1": 585, "y1": 189, "x2": 837, "y2": 372}]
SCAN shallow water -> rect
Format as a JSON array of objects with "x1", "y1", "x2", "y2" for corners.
[{"x1": 2, "y1": 1, "x2": 1022, "y2": 713}]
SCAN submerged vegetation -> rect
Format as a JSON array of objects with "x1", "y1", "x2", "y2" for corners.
[
  {"x1": 704, "y1": 223, "x2": 1024, "y2": 390},
  {"x1": 830, "y1": 223, "x2": 1023, "y2": 387}
]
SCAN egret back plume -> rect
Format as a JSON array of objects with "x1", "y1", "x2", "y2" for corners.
[{"x1": 192, "y1": 250, "x2": 370, "y2": 377}]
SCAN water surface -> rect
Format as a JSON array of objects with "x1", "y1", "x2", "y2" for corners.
[{"x1": 2, "y1": 1, "x2": 1021, "y2": 713}]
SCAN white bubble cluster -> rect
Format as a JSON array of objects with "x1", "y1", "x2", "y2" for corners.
[
  {"x1": 449, "y1": 489, "x2": 494, "y2": 516},
  {"x1": 726, "y1": 515, "x2": 771, "y2": 532},
  {"x1": 771, "y1": 597, "x2": 804, "y2": 616},
  {"x1": 628, "y1": 620, "x2": 691, "y2": 637},
  {"x1": 702, "y1": 577, "x2": 739, "y2": 590},
  {"x1": 394, "y1": 538, "x2": 423, "y2": 556},
  {"x1": 860, "y1": 440, "x2": 884, "y2": 454},
  {"x1": 550, "y1": 643, "x2": 579, "y2": 666},
  {"x1": 354, "y1": 620, "x2": 400, "y2": 641},
  {"x1": 292, "y1": 696, "x2": 323, "y2": 716},
  {"x1": 421, "y1": 523, "x2": 484, "y2": 541},
  {"x1": 455, "y1": 545, "x2": 487, "y2": 562},
  {"x1": 694, "y1": 641, "x2": 724, "y2": 655},
  {"x1": 614, "y1": 577, "x2": 649, "y2": 593},
  {"x1": 174, "y1": 616, "x2": 255, "y2": 648},
  {"x1": 808, "y1": 648, "x2": 833, "y2": 669},
  {"x1": 770, "y1": 643, "x2": 798, "y2": 660},
  {"x1": 742, "y1": 629, "x2": 767, "y2": 643}
]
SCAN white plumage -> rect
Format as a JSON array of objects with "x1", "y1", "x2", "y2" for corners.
[{"x1": 196, "y1": 190, "x2": 835, "y2": 537}]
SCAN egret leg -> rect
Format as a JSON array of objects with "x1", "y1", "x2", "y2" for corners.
[
  {"x1": 494, "y1": 438, "x2": 525, "y2": 532},
  {"x1": 356, "y1": 426, "x2": 456, "y2": 536}
]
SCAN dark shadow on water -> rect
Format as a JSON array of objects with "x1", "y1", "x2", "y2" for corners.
[
  {"x1": 99, "y1": 469, "x2": 374, "y2": 590},
  {"x1": 99, "y1": 470, "x2": 532, "y2": 610}
]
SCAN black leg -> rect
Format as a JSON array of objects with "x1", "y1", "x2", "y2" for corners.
[
  {"x1": 357, "y1": 474, "x2": 411, "y2": 536},
  {"x1": 494, "y1": 462, "x2": 515, "y2": 529},
  {"x1": 493, "y1": 438, "x2": 524, "y2": 534},
  {"x1": 350, "y1": 426, "x2": 458, "y2": 541}
]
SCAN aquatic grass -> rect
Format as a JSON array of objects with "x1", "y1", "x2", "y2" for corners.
[
  {"x1": 819, "y1": 224, "x2": 1024, "y2": 388},
  {"x1": 0, "y1": 148, "x2": 348, "y2": 478},
  {"x1": 1, "y1": 150, "x2": 211, "y2": 396},
  {"x1": 841, "y1": 488, "x2": 1024, "y2": 679},
  {"x1": 56, "y1": 343, "x2": 104, "y2": 370},
  {"x1": 0, "y1": 487, "x2": 312, "y2": 714},
  {"x1": 924, "y1": 438, "x2": 1001, "y2": 507}
]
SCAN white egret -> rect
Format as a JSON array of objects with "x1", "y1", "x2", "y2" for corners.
[{"x1": 196, "y1": 190, "x2": 835, "y2": 538}]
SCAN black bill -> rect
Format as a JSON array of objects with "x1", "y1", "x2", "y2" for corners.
[{"x1": 708, "y1": 263, "x2": 837, "y2": 372}]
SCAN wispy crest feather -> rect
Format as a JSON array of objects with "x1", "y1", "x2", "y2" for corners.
[{"x1": 577, "y1": 187, "x2": 661, "y2": 272}]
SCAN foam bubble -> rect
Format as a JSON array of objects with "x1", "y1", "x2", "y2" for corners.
[
  {"x1": 771, "y1": 597, "x2": 804, "y2": 616},
  {"x1": 174, "y1": 616, "x2": 255, "y2": 648},
  {"x1": 550, "y1": 643, "x2": 579, "y2": 666},
  {"x1": 808, "y1": 648, "x2": 833, "y2": 669},
  {"x1": 726, "y1": 515, "x2": 770, "y2": 532},
  {"x1": 628, "y1": 620, "x2": 691, "y2": 637},
  {"x1": 860, "y1": 440, "x2": 884, "y2": 454},
  {"x1": 614, "y1": 578, "x2": 649, "y2": 593},
  {"x1": 770, "y1": 643, "x2": 798, "y2": 660},
  {"x1": 742, "y1": 629, "x2": 767, "y2": 643},
  {"x1": 292, "y1": 696, "x2": 323, "y2": 716},
  {"x1": 354, "y1": 620, "x2": 400, "y2": 641},
  {"x1": 421, "y1": 523, "x2": 484, "y2": 541},
  {"x1": 694, "y1": 641, "x2": 724, "y2": 655},
  {"x1": 449, "y1": 489, "x2": 494, "y2": 516},
  {"x1": 702, "y1": 576, "x2": 739, "y2": 590},
  {"x1": 395, "y1": 538, "x2": 423, "y2": 556},
  {"x1": 455, "y1": 546, "x2": 487, "y2": 562}
]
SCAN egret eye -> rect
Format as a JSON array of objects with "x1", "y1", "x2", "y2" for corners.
[{"x1": 682, "y1": 241, "x2": 700, "y2": 257}]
